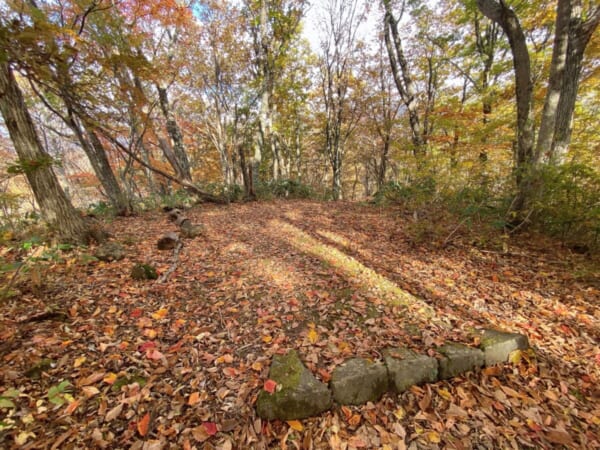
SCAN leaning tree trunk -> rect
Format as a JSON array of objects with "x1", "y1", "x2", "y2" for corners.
[
  {"x1": 156, "y1": 84, "x2": 192, "y2": 181},
  {"x1": 0, "y1": 62, "x2": 92, "y2": 243},
  {"x1": 383, "y1": 0, "x2": 425, "y2": 157},
  {"x1": 477, "y1": 0, "x2": 535, "y2": 215},
  {"x1": 66, "y1": 107, "x2": 132, "y2": 215}
]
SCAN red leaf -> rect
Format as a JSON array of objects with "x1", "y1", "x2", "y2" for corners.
[
  {"x1": 203, "y1": 422, "x2": 218, "y2": 436},
  {"x1": 137, "y1": 412, "x2": 150, "y2": 437},
  {"x1": 131, "y1": 308, "x2": 143, "y2": 318},
  {"x1": 146, "y1": 349, "x2": 164, "y2": 360},
  {"x1": 138, "y1": 341, "x2": 156, "y2": 352},
  {"x1": 264, "y1": 379, "x2": 277, "y2": 394}
]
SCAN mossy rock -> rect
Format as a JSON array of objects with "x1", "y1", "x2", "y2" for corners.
[
  {"x1": 256, "y1": 350, "x2": 332, "y2": 420},
  {"x1": 94, "y1": 242, "x2": 125, "y2": 262},
  {"x1": 25, "y1": 359, "x2": 54, "y2": 379},
  {"x1": 131, "y1": 263, "x2": 158, "y2": 280}
]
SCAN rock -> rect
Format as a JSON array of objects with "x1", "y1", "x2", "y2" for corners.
[
  {"x1": 181, "y1": 222, "x2": 205, "y2": 239},
  {"x1": 256, "y1": 350, "x2": 332, "y2": 420},
  {"x1": 94, "y1": 242, "x2": 125, "y2": 261},
  {"x1": 383, "y1": 347, "x2": 438, "y2": 393},
  {"x1": 157, "y1": 232, "x2": 179, "y2": 250},
  {"x1": 479, "y1": 329, "x2": 529, "y2": 366},
  {"x1": 25, "y1": 358, "x2": 54, "y2": 379},
  {"x1": 330, "y1": 358, "x2": 388, "y2": 405},
  {"x1": 438, "y1": 343, "x2": 484, "y2": 379},
  {"x1": 131, "y1": 263, "x2": 158, "y2": 280}
]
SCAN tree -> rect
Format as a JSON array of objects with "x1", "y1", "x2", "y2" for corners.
[
  {"x1": 245, "y1": 0, "x2": 307, "y2": 194},
  {"x1": 476, "y1": 0, "x2": 599, "y2": 213},
  {"x1": 0, "y1": 61, "x2": 93, "y2": 243},
  {"x1": 319, "y1": 0, "x2": 366, "y2": 200},
  {"x1": 382, "y1": 0, "x2": 427, "y2": 157}
]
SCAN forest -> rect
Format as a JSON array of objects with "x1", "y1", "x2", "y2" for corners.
[{"x1": 0, "y1": 0, "x2": 599, "y2": 448}]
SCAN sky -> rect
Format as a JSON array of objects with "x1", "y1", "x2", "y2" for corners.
[{"x1": 302, "y1": 0, "x2": 381, "y2": 52}]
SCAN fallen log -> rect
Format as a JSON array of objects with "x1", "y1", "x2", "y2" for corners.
[
  {"x1": 166, "y1": 208, "x2": 204, "y2": 238},
  {"x1": 157, "y1": 232, "x2": 179, "y2": 250}
]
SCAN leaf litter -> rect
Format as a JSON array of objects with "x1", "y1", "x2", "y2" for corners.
[{"x1": 0, "y1": 200, "x2": 598, "y2": 449}]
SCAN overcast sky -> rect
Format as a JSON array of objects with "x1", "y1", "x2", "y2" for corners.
[{"x1": 302, "y1": 0, "x2": 381, "y2": 52}]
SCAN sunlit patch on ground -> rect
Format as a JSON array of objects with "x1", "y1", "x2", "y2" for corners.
[{"x1": 270, "y1": 219, "x2": 443, "y2": 322}]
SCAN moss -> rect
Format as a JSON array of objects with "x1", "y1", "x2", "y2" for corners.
[
  {"x1": 131, "y1": 263, "x2": 158, "y2": 280},
  {"x1": 269, "y1": 351, "x2": 303, "y2": 390},
  {"x1": 25, "y1": 359, "x2": 54, "y2": 379}
]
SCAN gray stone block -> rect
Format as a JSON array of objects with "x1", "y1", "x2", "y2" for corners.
[
  {"x1": 383, "y1": 347, "x2": 438, "y2": 393},
  {"x1": 438, "y1": 343, "x2": 484, "y2": 379},
  {"x1": 330, "y1": 358, "x2": 388, "y2": 405},
  {"x1": 256, "y1": 350, "x2": 332, "y2": 420},
  {"x1": 480, "y1": 329, "x2": 529, "y2": 366}
]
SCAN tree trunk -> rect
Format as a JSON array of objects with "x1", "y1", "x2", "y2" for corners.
[
  {"x1": 550, "y1": 3, "x2": 600, "y2": 163},
  {"x1": 477, "y1": 0, "x2": 535, "y2": 214},
  {"x1": 332, "y1": 149, "x2": 343, "y2": 200},
  {"x1": 535, "y1": 0, "x2": 571, "y2": 162},
  {"x1": 0, "y1": 62, "x2": 92, "y2": 243},
  {"x1": 156, "y1": 84, "x2": 192, "y2": 181},
  {"x1": 383, "y1": 0, "x2": 425, "y2": 157},
  {"x1": 66, "y1": 107, "x2": 132, "y2": 215}
]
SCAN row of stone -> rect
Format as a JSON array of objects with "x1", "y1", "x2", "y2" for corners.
[{"x1": 257, "y1": 329, "x2": 529, "y2": 420}]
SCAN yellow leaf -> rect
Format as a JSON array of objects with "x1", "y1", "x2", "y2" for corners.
[
  {"x1": 508, "y1": 349, "x2": 523, "y2": 364},
  {"x1": 74, "y1": 356, "x2": 86, "y2": 368},
  {"x1": 103, "y1": 373, "x2": 118, "y2": 384},
  {"x1": 437, "y1": 388, "x2": 452, "y2": 401},
  {"x1": 308, "y1": 329, "x2": 318, "y2": 344},
  {"x1": 152, "y1": 308, "x2": 168, "y2": 320},
  {"x1": 394, "y1": 407, "x2": 406, "y2": 420},
  {"x1": 251, "y1": 362, "x2": 263, "y2": 371},
  {"x1": 144, "y1": 329, "x2": 158, "y2": 339},
  {"x1": 427, "y1": 431, "x2": 441, "y2": 443},
  {"x1": 262, "y1": 335, "x2": 273, "y2": 343},
  {"x1": 15, "y1": 432, "x2": 36, "y2": 446},
  {"x1": 287, "y1": 420, "x2": 303, "y2": 431}
]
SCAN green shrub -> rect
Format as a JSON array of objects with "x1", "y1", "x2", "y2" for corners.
[
  {"x1": 531, "y1": 163, "x2": 600, "y2": 248},
  {"x1": 255, "y1": 179, "x2": 315, "y2": 200}
]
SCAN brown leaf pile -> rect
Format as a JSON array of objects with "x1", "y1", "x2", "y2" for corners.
[{"x1": 0, "y1": 200, "x2": 598, "y2": 449}]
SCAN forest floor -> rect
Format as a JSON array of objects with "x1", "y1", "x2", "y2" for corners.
[{"x1": 0, "y1": 199, "x2": 599, "y2": 449}]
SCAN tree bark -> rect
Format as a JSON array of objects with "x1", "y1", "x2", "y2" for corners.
[
  {"x1": 383, "y1": 0, "x2": 425, "y2": 157},
  {"x1": 550, "y1": 3, "x2": 600, "y2": 163},
  {"x1": 535, "y1": 0, "x2": 571, "y2": 162},
  {"x1": 156, "y1": 84, "x2": 192, "y2": 181},
  {"x1": 0, "y1": 62, "x2": 92, "y2": 243},
  {"x1": 477, "y1": 0, "x2": 535, "y2": 213}
]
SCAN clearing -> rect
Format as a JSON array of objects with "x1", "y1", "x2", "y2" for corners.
[{"x1": 1, "y1": 200, "x2": 598, "y2": 449}]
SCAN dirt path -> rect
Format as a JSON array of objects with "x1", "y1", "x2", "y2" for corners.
[{"x1": 1, "y1": 200, "x2": 598, "y2": 449}]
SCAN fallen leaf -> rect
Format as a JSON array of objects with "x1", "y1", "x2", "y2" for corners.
[
  {"x1": 264, "y1": 379, "x2": 277, "y2": 394},
  {"x1": 287, "y1": 420, "x2": 303, "y2": 431},
  {"x1": 203, "y1": 422, "x2": 218, "y2": 436},
  {"x1": 152, "y1": 308, "x2": 168, "y2": 319},
  {"x1": 137, "y1": 412, "x2": 151, "y2": 437},
  {"x1": 105, "y1": 403, "x2": 123, "y2": 422},
  {"x1": 188, "y1": 392, "x2": 201, "y2": 406},
  {"x1": 78, "y1": 372, "x2": 106, "y2": 387},
  {"x1": 64, "y1": 399, "x2": 81, "y2": 415}
]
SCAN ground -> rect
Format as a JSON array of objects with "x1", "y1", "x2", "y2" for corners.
[{"x1": 0, "y1": 200, "x2": 598, "y2": 449}]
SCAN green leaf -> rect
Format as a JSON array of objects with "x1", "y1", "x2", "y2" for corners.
[
  {"x1": 2, "y1": 388, "x2": 20, "y2": 398},
  {"x1": 0, "y1": 398, "x2": 15, "y2": 408}
]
